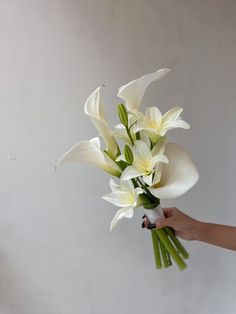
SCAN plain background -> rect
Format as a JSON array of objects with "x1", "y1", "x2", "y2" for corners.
[{"x1": 0, "y1": 0, "x2": 236, "y2": 313}]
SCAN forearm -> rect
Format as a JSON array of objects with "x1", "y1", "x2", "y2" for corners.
[
  {"x1": 148, "y1": 208, "x2": 236, "y2": 251},
  {"x1": 194, "y1": 222, "x2": 236, "y2": 251}
]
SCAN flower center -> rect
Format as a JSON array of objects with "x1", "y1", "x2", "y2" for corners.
[{"x1": 134, "y1": 159, "x2": 152, "y2": 174}]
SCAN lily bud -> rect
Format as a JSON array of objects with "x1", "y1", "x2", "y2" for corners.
[
  {"x1": 124, "y1": 145, "x2": 133, "y2": 165},
  {"x1": 117, "y1": 103, "x2": 128, "y2": 127}
]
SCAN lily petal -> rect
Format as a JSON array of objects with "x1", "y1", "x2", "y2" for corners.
[
  {"x1": 135, "y1": 187, "x2": 144, "y2": 195},
  {"x1": 132, "y1": 122, "x2": 148, "y2": 134},
  {"x1": 102, "y1": 191, "x2": 134, "y2": 207},
  {"x1": 152, "y1": 163, "x2": 163, "y2": 186},
  {"x1": 151, "y1": 137, "x2": 166, "y2": 155},
  {"x1": 150, "y1": 154, "x2": 169, "y2": 167},
  {"x1": 143, "y1": 173, "x2": 154, "y2": 186},
  {"x1": 109, "y1": 178, "x2": 121, "y2": 192},
  {"x1": 113, "y1": 124, "x2": 132, "y2": 145},
  {"x1": 110, "y1": 207, "x2": 134, "y2": 231},
  {"x1": 149, "y1": 143, "x2": 199, "y2": 199},
  {"x1": 145, "y1": 106, "x2": 162, "y2": 126},
  {"x1": 116, "y1": 154, "x2": 126, "y2": 162},
  {"x1": 133, "y1": 140, "x2": 152, "y2": 163},
  {"x1": 121, "y1": 165, "x2": 146, "y2": 180},
  {"x1": 164, "y1": 119, "x2": 190, "y2": 131},
  {"x1": 117, "y1": 68, "x2": 170, "y2": 111},
  {"x1": 162, "y1": 106, "x2": 183, "y2": 123},
  {"x1": 121, "y1": 179, "x2": 136, "y2": 194}
]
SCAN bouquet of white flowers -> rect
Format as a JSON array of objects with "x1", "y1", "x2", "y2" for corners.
[{"x1": 57, "y1": 69, "x2": 199, "y2": 270}]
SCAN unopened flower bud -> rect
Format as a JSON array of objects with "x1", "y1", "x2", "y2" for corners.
[
  {"x1": 117, "y1": 103, "x2": 128, "y2": 127},
  {"x1": 124, "y1": 145, "x2": 133, "y2": 165}
]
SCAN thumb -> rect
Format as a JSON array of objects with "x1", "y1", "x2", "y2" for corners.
[{"x1": 156, "y1": 217, "x2": 174, "y2": 229}]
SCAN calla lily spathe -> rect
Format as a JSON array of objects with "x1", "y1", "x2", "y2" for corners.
[
  {"x1": 84, "y1": 86, "x2": 119, "y2": 159},
  {"x1": 56, "y1": 137, "x2": 121, "y2": 177},
  {"x1": 149, "y1": 143, "x2": 199, "y2": 199},
  {"x1": 121, "y1": 140, "x2": 169, "y2": 186},
  {"x1": 102, "y1": 179, "x2": 143, "y2": 231},
  {"x1": 133, "y1": 106, "x2": 190, "y2": 142},
  {"x1": 117, "y1": 68, "x2": 170, "y2": 112}
]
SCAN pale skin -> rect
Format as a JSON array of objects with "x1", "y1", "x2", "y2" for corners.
[{"x1": 143, "y1": 207, "x2": 236, "y2": 251}]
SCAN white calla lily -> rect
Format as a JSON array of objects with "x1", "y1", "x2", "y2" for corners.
[
  {"x1": 56, "y1": 137, "x2": 121, "y2": 177},
  {"x1": 84, "y1": 86, "x2": 119, "y2": 159},
  {"x1": 117, "y1": 68, "x2": 170, "y2": 111},
  {"x1": 102, "y1": 179, "x2": 143, "y2": 231},
  {"x1": 149, "y1": 143, "x2": 199, "y2": 199},
  {"x1": 133, "y1": 106, "x2": 190, "y2": 143},
  {"x1": 121, "y1": 140, "x2": 168, "y2": 186}
]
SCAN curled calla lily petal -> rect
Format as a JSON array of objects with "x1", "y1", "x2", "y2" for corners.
[
  {"x1": 149, "y1": 143, "x2": 199, "y2": 199},
  {"x1": 117, "y1": 68, "x2": 170, "y2": 111},
  {"x1": 56, "y1": 137, "x2": 121, "y2": 177},
  {"x1": 84, "y1": 86, "x2": 119, "y2": 159}
]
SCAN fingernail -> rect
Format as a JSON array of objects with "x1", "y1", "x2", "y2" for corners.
[
  {"x1": 147, "y1": 223, "x2": 156, "y2": 230},
  {"x1": 142, "y1": 215, "x2": 146, "y2": 219},
  {"x1": 141, "y1": 221, "x2": 145, "y2": 228}
]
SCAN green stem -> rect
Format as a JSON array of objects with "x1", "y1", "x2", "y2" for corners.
[
  {"x1": 126, "y1": 126, "x2": 134, "y2": 145},
  {"x1": 156, "y1": 229, "x2": 187, "y2": 271},
  {"x1": 136, "y1": 178, "x2": 158, "y2": 204},
  {"x1": 165, "y1": 227, "x2": 189, "y2": 259},
  {"x1": 165, "y1": 248, "x2": 172, "y2": 266},
  {"x1": 151, "y1": 230, "x2": 162, "y2": 269},
  {"x1": 159, "y1": 236, "x2": 169, "y2": 268},
  {"x1": 136, "y1": 177, "x2": 144, "y2": 188}
]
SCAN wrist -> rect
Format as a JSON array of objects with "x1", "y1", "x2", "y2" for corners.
[{"x1": 192, "y1": 221, "x2": 207, "y2": 241}]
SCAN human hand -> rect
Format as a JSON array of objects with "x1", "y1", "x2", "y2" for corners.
[{"x1": 142, "y1": 207, "x2": 200, "y2": 241}]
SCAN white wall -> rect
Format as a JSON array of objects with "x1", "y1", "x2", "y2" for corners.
[{"x1": 0, "y1": 0, "x2": 236, "y2": 313}]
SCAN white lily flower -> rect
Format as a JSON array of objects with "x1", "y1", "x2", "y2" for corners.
[
  {"x1": 117, "y1": 68, "x2": 170, "y2": 111},
  {"x1": 56, "y1": 137, "x2": 121, "y2": 177},
  {"x1": 102, "y1": 178, "x2": 143, "y2": 231},
  {"x1": 149, "y1": 143, "x2": 199, "y2": 199},
  {"x1": 133, "y1": 106, "x2": 190, "y2": 143},
  {"x1": 121, "y1": 140, "x2": 169, "y2": 186},
  {"x1": 84, "y1": 86, "x2": 119, "y2": 159}
]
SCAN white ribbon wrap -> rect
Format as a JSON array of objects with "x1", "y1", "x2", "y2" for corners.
[{"x1": 144, "y1": 204, "x2": 164, "y2": 224}]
